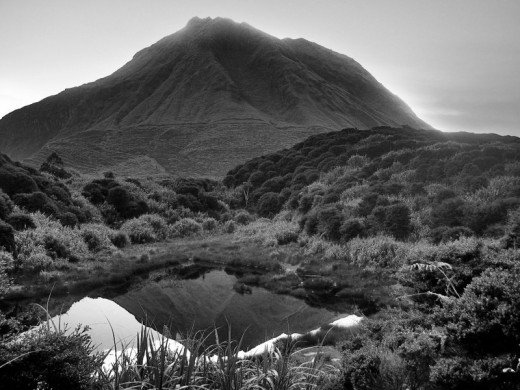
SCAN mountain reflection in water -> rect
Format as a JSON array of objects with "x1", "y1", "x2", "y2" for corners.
[{"x1": 55, "y1": 269, "x2": 345, "y2": 350}]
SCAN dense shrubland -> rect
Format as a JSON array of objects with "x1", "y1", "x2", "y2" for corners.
[
  {"x1": 3, "y1": 126, "x2": 520, "y2": 388},
  {"x1": 224, "y1": 126, "x2": 520, "y2": 389},
  {"x1": 0, "y1": 153, "x2": 252, "y2": 291}
]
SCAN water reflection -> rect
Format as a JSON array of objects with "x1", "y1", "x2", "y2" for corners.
[{"x1": 55, "y1": 269, "x2": 345, "y2": 350}]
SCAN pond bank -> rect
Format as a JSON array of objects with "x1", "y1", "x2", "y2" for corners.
[{"x1": 4, "y1": 234, "x2": 394, "y2": 316}]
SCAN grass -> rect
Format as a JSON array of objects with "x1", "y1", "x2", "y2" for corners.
[
  {"x1": 3, "y1": 302, "x2": 340, "y2": 390},
  {"x1": 97, "y1": 324, "x2": 339, "y2": 390}
]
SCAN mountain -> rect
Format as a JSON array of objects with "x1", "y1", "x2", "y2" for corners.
[{"x1": 0, "y1": 17, "x2": 431, "y2": 177}]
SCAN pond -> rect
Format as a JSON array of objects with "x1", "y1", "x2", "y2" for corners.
[{"x1": 52, "y1": 267, "x2": 348, "y2": 351}]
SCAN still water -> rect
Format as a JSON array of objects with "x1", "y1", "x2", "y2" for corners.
[{"x1": 54, "y1": 268, "x2": 346, "y2": 351}]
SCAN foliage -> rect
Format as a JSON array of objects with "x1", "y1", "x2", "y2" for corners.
[
  {"x1": 0, "y1": 190, "x2": 14, "y2": 220},
  {"x1": 201, "y1": 217, "x2": 218, "y2": 231},
  {"x1": 0, "y1": 325, "x2": 101, "y2": 390},
  {"x1": 172, "y1": 218, "x2": 202, "y2": 238},
  {"x1": 0, "y1": 220, "x2": 16, "y2": 254},
  {"x1": 121, "y1": 214, "x2": 169, "y2": 243},
  {"x1": 6, "y1": 213, "x2": 36, "y2": 231},
  {"x1": 223, "y1": 220, "x2": 237, "y2": 234}
]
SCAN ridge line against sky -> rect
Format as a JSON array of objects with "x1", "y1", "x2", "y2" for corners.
[{"x1": 1, "y1": 0, "x2": 519, "y2": 136}]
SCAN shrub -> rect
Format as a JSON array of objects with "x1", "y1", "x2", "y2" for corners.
[
  {"x1": 6, "y1": 213, "x2": 36, "y2": 231},
  {"x1": 340, "y1": 218, "x2": 366, "y2": 242},
  {"x1": 348, "y1": 236, "x2": 401, "y2": 269},
  {"x1": 0, "y1": 250, "x2": 13, "y2": 295},
  {"x1": 0, "y1": 169, "x2": 38, "y2": 196},
  {"x1": 316, "y1": 205, "x2": 344, "y2": 241},
  {"x1": 235, "y1": 211, "x2": 253, "y2": 225},
  {"x1": 40, "y1": 152, "x2": 72, "y2": 179},
  {"x1": 224, "y1": 220, "x2": 237, "y2": 234},
  {"x1": 109, "y1": 231, "x2": 130, "y2": 248},
  {"x1": 173, "y1": 218, "x2": 202, "y2": 238},
  {"x1": 12, "y1": 192, "x2": 59, "y2": 216},
  {"x1": 441, "y1": 266, "x2": 520, "y2": 354},
  {"x1": 59, "y1": 212, "x2": 79, "y2": 227},
  {"x1": 275, "y1": 229, "x2": 299, "y2": 245},
  {"x1": 0, "y1": 326, "x2": 101, "y2": 390},
  {"x1": 21, "y1": 252, "x2": 53, "y2": 273},
  {"x1": 201, "y1": 218, "x2": 218, "y2": 231},
  {"x1": 504, "y1": 207, "x2": 520, "y2": 249},
  {"x1": 384, "y1": 203, "x2": 412, "y2": 240},
  {"x1": 0, "y1": 221, "x2": 15, "y2": 253},
  {"x1": 44, "y1": 235, "x2": 70, "y2": 259},
  {"x1": 121, "y1": 219, "x2": 155, "y2": 243},
  {"x1": 0, "y1": 190, "x2": 13, "y2": 220},
  {"x1": 81, "y1": 182, "x2": 105, "y2": 204},
  {"x1": 431, "y1": 198, "x2": 466, "y2": 227},
  {"x1": 257, "y1": 192, "x2": 280, "y2": 217},
  {"x1": 81, "y1": 230, "x2": 104, "y2": 252},
  {"x1": 121, "y1": 214, "x2": 169, "y2": 243},
  {"x1": 431, "y1": 226, "x2": 474, "y2": 244}
]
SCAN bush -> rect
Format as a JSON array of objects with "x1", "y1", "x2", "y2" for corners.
[
  {"x1": 384, "y1": 203, "x2": 412, "y2": 240},
  {"x1": 224, "y1": 220, "x2": 237, "y2": 234},
  {"x1": 201, "y1": 218, "x2": 218, "y2": 231},
  {"x1": 340, "y1": 219, "x2": 366, "y2": 242},
  {"x1": 21, "y1": 252, "x2": 53, "y2": 273},
  {"x1": 109, "y1": 231, "x2": 130, "y2": 248},
  {"x1": 59, "y1": 212, "x2": 79, "y2": 227},
  {"x1": 173, "y1": 218, "x2": 202, "y2": 238},
  {"x1": 348, "y1": 236, "x2": 401, "y2": 269},
  {"x1": 235, "y1": 211, "x2": 253, "y2": 225},
  {"x1": 44, "y1": 236, "x2": 70, "y2": 259},
  {"x1": 431, "y1": 226, "x2": 474, "y2": 244},
  {"x1": 12, "y1": 192, "x2": 59, "y2": 216},
  {"x1": 316, "y1": 206, "x2": 344, "y2": 241},
  {"x1": 81, "y1": 230, "x2": 104, "y2": 252},
  {"x1": 0, "y1": 250, "x2": 13, "y2": 295},
  {"x1": 0, "y1": 221, "x2": 15, "y2": 253},
  {"x1": 107, "y1": 185, "x2": 149, "y2": 219},
  {"x1": 121, "y1": 219, "x2": 155, "y2": 243},
  {"x1": 504, "y1": 208, "x2": 520, "y2": 249},
  {"x1": 0, "y1": 190, "x2": 13, "y2": 220},
  {"x1": 441, "y1": 266, "x2": 520, "y2": 354},
  {"x1": 6, "y1": 213, "x2": 35, "y2": 231},
  {"x1": 121, "y1": 214, "x2": 168, "y2": 243},
  {"x1": 257, "y1": 192, "x2": 280, "y2": 217},
  {"x1": 0, "y1": 326, "x2": 101, "y2": 390},
  {"x1": 81, "y1": 182, "x2": 105, "y2": 204},
  {"x1": 275, "y1": 229, "x2": 299, "y2": 245},
  {"x1": 0, "y1": 169, "x2": 38, "y2": 196}
]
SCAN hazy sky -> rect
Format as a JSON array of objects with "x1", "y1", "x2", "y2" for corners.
[{"x1": 1, "y1": 0, "x2": 519, "y2": 136}]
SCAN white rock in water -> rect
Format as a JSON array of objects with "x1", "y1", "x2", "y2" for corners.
[{"x1": 330, "y1": 315, "x2": 364, "y2": 329}]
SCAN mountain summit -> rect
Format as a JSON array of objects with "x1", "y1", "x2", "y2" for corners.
[{"x1": 0, "y1": 17, "x2": 430, "y2": 176}]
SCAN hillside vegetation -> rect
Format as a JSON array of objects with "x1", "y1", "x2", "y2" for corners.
[
  {"x1": 224, "y1": 126, "x2": 520, "y2": 389},
  {"x1": 2, "y1": 126, "x2": 520, "y2": 388}
]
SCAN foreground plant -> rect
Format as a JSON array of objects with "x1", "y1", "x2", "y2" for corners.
[{"x1": 97, "y1": 325, "x2": 338, "y2": 390}]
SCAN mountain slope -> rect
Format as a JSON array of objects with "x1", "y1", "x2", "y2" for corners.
[{"x1": 0, "y1": 17, "x2": 430, "y2": 177}]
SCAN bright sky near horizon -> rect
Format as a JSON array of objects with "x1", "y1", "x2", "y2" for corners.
[{"x1": 1, "y1": 0, "x2": 519, "y2": 136}]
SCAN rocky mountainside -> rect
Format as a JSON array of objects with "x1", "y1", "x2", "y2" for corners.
[{"x1": 0, "y1": 17, "x2": 430, "y2": 177}]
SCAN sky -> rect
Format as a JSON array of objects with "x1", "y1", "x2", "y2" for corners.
[{"x1": 1, "y1": 0, "x2": 519, "y2": 136}]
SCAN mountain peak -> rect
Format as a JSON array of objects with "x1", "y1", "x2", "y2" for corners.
[
  {"x1": 0, "y1": 18, "x2": 431, "y2": 177},
  {"x1": 184, "y1": 16, "x2": 248, "y2": 33}
]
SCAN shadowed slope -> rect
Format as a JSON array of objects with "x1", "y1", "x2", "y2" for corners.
[{"x1": 0, "y1": 17, "x2": 430, "y2": 177}]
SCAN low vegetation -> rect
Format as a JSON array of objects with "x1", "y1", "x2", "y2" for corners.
[{"x1": 2, "y1": 126, "x2": 520, "y2": 388}]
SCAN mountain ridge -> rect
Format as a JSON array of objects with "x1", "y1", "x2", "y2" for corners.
[{"x1": 0, "y1": 17, "x2": 430, "y2": 177}]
